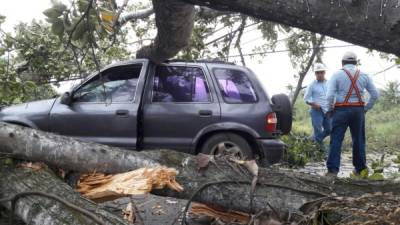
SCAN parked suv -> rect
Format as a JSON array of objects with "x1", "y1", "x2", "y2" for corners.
[{"x1": 0, "y1": 59, "x2": 292, "y2": 166}]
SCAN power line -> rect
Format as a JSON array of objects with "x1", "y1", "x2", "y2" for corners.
[
  {"x1": 227, "y1": 44, "x2": 356, "y2": 58},
  {"x1": 372, "y1": 63, "x2": 398, "y2": 76},
  {"x1": 204, "y1": 22, "x2": 260, "y2": 46}
]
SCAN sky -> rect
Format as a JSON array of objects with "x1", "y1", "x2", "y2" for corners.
[{"x1": 1, "y1": 0, "x2": 399, "y2": 95}]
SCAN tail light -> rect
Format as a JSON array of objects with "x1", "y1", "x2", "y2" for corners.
[{"x1": 265, "y1": 112, "x2": 277, "y2": 133}]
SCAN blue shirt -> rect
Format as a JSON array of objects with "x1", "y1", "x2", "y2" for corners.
[
  {"x1": 326, "y1": 64, "x2": 379, "y2": 111},
  {"x1": 304, "y1": 79, "x2": 329, "y2": 113}
]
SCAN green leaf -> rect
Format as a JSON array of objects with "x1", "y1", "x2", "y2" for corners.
[
  {"x1": 368, "y1": 173, "x2": 384, "y2": 181},
  {"x1": 77, "y1": 0, "x2": 90, "y2": 12},
  {"x1": 4, "y1": 37, "x2": 13, "y2": 48},
  {"x1": 0, "y1": 15, "x2": 5, "y2": 25},
  {"x1": 360, "y1": 168, "x2": 369, "y2": 178},
  {"x1": 53, "y1": 2, "x2": 67, "y2": 14},
  {"x1": 51, "y1": 18, "x2": 64, "y2": 37},
  {"x1": 24, "y1": 81, "x2": 37, "y2": 89},
  {"x1": 77, "y1": 33, "x2": 90, "y2": 48},
  {"x1": 373, "y1": 167, "x2": 384, "y2": 173},
  {"x1": 71, "y1": 21, "x2": 86, "y2": 41},
  {"x1": 63, "y1": 13, "x2": 71, "y2": 28},
  {"x1": 43, "y1": 8, "x2": 63, "y2": 18},
  {"x1": 45, "y1": 17, "x2": 62, "y2": 24}
]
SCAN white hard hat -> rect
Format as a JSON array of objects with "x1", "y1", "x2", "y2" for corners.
[
  {"x1": 342, "y1": 51, "x2": 357, "y2": 61},
  {"x1": 314, "y1": 63, "x2": 327, "y2": 72}
]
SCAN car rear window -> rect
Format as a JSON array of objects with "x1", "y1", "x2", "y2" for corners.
[
  {"x1": 213, "y1": 68, "x2": 257, "y2": 103},
  {"x1": 152, "y1": 66, "x2": 211, "y2": 103}
]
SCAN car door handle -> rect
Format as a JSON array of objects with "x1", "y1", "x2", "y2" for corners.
[
  {"x1": 199, "y1": 110, "x2": 212, "y2": 117},
  {"x1": 116, "y1": 109, "x2": 129, "y2": 117}
]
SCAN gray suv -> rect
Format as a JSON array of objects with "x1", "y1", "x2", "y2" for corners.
[{"x1": 0, "y1": 59, "x2": 292, "y2": 166}]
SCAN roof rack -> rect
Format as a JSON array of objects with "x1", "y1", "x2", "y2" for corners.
[{"x1": 164, "y1": 58, "x2": 236, "y2": 65}]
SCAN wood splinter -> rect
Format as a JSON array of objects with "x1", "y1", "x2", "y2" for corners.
[{"x1": 76, "y1": 166, "x2": 184, "y2": 202}]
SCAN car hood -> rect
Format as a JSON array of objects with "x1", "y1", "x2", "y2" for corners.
[{"x1": 0, "y1": 98, "x2": 57, "y2": 116}]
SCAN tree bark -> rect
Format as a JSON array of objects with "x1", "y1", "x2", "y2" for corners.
[
  {"x1": 119, "y1": 8, "x2": 154, "y2": 26},
  {"x1": 0, "y1": 159, "x2": 130, "y2": 225},
  {"x1": 1, "y1": 122, "x2": 400, "y2": 219},
  {"x1": 135, "y1": 0, "x2": 195, "y2": 64},
  {"x1": 180, "y1": 0, "x2": 400, "y2": 57}
]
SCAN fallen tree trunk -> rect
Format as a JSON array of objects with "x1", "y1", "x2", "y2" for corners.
[
  {"x1": 0, "y1": 159, "x2": 131, "y2": 225},
  {"x1": 136, "y1": 0, "x2": 195, "y2": 64},
  {"x1": 181, "y1": 0, "x2": 400, "y2": 57},
  {"x1": 1, "y1": 122, "x2": 400, "y2": 221}
]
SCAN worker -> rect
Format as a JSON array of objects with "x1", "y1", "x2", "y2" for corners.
[
  {"x1": 304, "y1": 63, "x2": 331, "y2": 151},
  {"x1": 325, "y1": 52, "x2": 379, "y2": 177}
]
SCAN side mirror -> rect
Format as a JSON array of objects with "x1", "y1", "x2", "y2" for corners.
[{"x1": 60, "y1": 92, "x2": 72, "y2": 105}]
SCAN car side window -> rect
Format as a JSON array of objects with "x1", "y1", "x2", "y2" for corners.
[
  {"x1": 213, "y1": 68, "x2": 257, "y2": 103},
  {"x1": 152, "y1": 66, "x2": 211, "y2": 103},
  {"x1": 73, "y1": 65, "x2": 141, "y2": 103}
]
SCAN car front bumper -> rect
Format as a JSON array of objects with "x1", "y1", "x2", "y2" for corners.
[{"x1": 257, "y1": 138, "x2": 286, "y2": 166}]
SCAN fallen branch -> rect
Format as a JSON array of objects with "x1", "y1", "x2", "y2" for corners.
[
  {"x1": 0, "y1": 191, "x2": 106, "y2": 225},
  {"x1": 0, "y1": 158, "x2": 131, "y2": 225},
  {"x1": 1, "y1": 122, "x2": 400, "y2": 222},
  {"x1": 190, "y1": 202, "x2": 250, "y2": 224}
]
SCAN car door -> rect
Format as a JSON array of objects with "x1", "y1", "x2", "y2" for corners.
[
  {"x1": 50, "y1": 63, "x2": 146, "y2": 148},
  {"x1": 141, "y1": 63, "x2": 221, "y2": 152}
]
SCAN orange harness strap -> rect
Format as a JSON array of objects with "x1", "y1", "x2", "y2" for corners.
[{"x1": 335, "y1": 69, "x2": 365, "y2": 107}]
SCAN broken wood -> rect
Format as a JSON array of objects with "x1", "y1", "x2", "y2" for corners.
[
  {"x1": 1, "y1": 122, "x2": 400, "y2": 223},
  {"x1": 77, "y1": 166, "x2": 183, "y2": 202},
  {"x1": 190, "y1": 202, "x2": 250, "y2": 224},
  {"x1": 122, "y1": 202, "x2": 135, "y2": 223}
]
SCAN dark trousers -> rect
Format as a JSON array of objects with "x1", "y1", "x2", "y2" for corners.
[{"x1": 326, "y1": 106, "x2": 366, "y2": 173}]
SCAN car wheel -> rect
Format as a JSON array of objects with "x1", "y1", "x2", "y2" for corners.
[
  {"x1": 200, "y1": 133, "x2": 254, "y2": 160},
  {"x1": 271, "y1": 94, "x2": 292, "y2": 135}
]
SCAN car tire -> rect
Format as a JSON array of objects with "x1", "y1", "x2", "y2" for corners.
[
  {"x1": 200, "y1": 133, "x2": 254, "y2": 160},
  {"x1": 271, "y1": 94, "x2": 292, "y2": 135}
]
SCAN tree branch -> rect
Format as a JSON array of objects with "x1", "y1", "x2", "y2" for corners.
[
  {"x1": 291, "y1": 34, "x2": 325, "y2": 107},
  {"x1": 119, "y1": 8, "x2": 154, "y2": 26},
  {"x1": 66, "y1": 0, "x2": 94, "y2": 49},
  {"x1": 1, "y1": 191, "x2": 106, "y2": 225},
  {"x1": 234, "y1": 16, "x2": 247, "y2": 66}
]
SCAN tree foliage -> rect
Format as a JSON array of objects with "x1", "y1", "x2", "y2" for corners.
[
  {"x1": 5, "y1": 0, "x2": 399, "y2": 106},
  {"x1": 0, "y1": 8, "x2": 131, "y2": 105},
  {"x1": 377, "y1": 81, "x2": 400, "y2": 110},
  {"x1": 0, "y1": 0, "x2": 329, "y2": 105}
]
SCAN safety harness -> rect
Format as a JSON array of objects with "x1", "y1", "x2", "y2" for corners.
[{"x1": 334, "y1": 68, "x2": 365, "y2": 107}]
